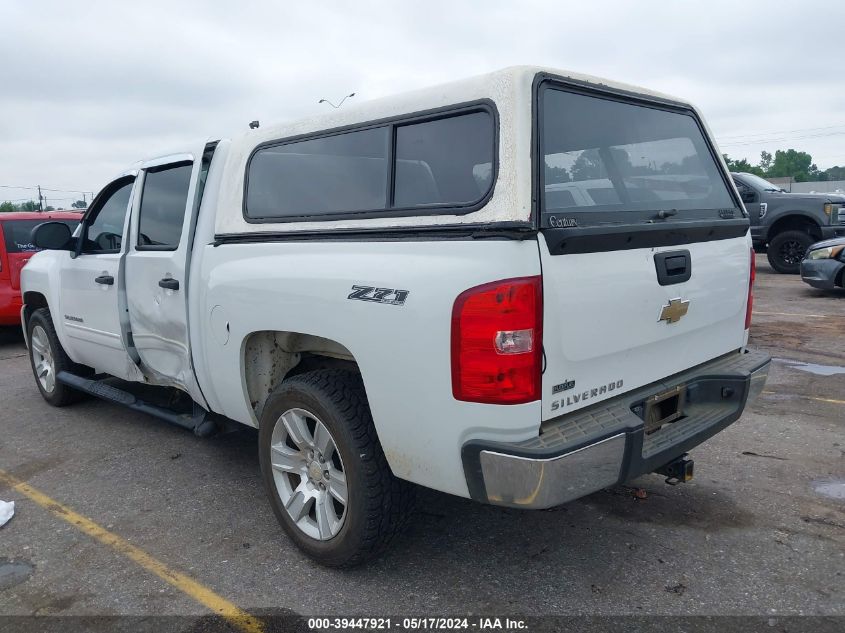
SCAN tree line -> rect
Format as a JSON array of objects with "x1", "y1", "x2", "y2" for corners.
[
  {"x1": 722, "y1": 149, "x2": 845, "y2": 183},
  {"x1": 0, "y1": 200, "x2": 87, "y2": 212},
  {"x1": 545, "y1": 146, "x2": 844, "y2": 185}
]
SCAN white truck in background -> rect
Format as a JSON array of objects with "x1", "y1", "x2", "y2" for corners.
[{"x1": 21, "y1": 66, "x2": 770, "y2": 567}]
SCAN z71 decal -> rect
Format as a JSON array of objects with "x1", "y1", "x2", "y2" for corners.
[{"x1": 347, "y1": 285, "x2": 410, "y2": 306}]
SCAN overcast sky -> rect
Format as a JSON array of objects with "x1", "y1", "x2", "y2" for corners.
[{"x1": 2, "y1": 0, "x2": 844, "y2": 207}]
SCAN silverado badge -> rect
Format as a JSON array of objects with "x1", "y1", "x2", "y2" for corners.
[{"x1": 658, "y1": 298, "x2": 689, "y2": 324}]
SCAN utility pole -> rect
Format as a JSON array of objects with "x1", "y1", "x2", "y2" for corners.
[{"x1": 37, "y1": 185, "x2": 43, "y2": 212}]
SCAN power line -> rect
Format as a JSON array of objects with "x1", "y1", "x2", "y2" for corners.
[
  {"x1": 718, "y1": 123, "x2": 845, "y2": 140},
  {"x1": 0, "y1": 184, "x2": 94, "y2": 194},
  {"x1": 719, "y1": 130, "x2": 845, "y2": 147},
  {"x1": 1, "y1": 198, "x2": 80, "y2": 203}
]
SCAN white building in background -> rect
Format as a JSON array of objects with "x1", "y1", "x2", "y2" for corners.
[{"x1": 767, "y1": 177, "x2": 845, "y2": 194}]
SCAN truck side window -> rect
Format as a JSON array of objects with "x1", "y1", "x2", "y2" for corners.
[
  {"x1": 137, "y1": 163, "x2": 193, "y2": 250},
  {"x1": 83, "y1": 180, "x2": 134, "y2": 253},
  {"x1": 734, "y1": 180, "x2": 756, "y2": 203}
]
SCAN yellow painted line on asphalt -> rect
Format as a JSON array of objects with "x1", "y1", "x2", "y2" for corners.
[
  {"x1": 0, "y1": 469, "x2": 264, "y2": 633},
  {"x1": 762, "y1": 390, "x2": 845, "y2": 406},
  {"x1": 753, "y1": 311, "x2": 834, "y2": 319}
]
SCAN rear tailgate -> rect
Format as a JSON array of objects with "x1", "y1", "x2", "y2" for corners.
[{"x1": 536, "y1": 80, "x2": 751, "y2": 421}]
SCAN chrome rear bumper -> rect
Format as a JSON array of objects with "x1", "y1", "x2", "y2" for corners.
[{"x1": 463, "y1": 349, "x2": 771, "y2": 509}]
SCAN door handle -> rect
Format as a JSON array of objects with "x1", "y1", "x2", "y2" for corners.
[
  {"x1": 654, "y1": 251, "x2": 691, "y2": 286},
  {"x1": 94, "y1": 274, "x2": 114, "y2": 286},
  {"x1": 158, "y1": 278, "x2": 180, "y2": 291}
]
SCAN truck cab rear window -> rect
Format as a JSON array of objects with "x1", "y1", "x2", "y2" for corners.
[
  {"x1": 245, "y1": 108, "x2": 494, "y2": 221},
  {"x1": 540, "y1": 87, "x2": 735, "y2": 221}
]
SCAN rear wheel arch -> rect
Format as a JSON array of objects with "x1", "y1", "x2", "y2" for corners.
[
  {"x1": 766, "y1": 214, "x2": 822, "y2": 242},
  {"x1": 241, "y1": 330, "x2": 361, "y2": 423}
]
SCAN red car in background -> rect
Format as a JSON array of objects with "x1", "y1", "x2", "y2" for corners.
[{"x1": 0, "y1": 211, "x2": 83, "y2": 325}]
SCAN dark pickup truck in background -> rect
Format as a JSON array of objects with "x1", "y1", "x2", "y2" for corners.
[{"x1": 731, "y1": 172, "x2": 845, "y2": 273}]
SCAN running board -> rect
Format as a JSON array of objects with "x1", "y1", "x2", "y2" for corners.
[{"x1": 57, "y1": 371, "x2": 218, "y2": 437}]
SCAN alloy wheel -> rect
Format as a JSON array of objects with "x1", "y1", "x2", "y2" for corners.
[
  {"x1": 30, "y1": 325, "x2": 56, "y2": 393},
  {"x1": 269, "y1": 408, "x2": 348, "y2": 540},
  {"x1": 779, "y1": 240, "x2": 805, "y2": 265}
]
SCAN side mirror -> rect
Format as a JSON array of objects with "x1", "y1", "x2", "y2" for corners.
[
  {"x1": 740, "y1": 191, "x2": 756, "y2": 204},
  {"x1": 32, "y1": 222, "x2": 73, "y2": 251}
]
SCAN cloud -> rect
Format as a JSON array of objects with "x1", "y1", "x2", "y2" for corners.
[{"x1": 1, "y1": 0, "x2": 843, "y2": 205}]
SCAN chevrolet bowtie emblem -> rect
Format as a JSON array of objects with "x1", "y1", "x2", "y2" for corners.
[{"x1": 658, "y1": 298, "x2": 690, "y2": 324}]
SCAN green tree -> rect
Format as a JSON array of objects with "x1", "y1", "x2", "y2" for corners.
[
  {"x1": 824, "y1": 166, "x2": 845, "y2": 180},
  {"x1": 722, "y1": 147, "x2": 842, "y2": 182},
  {"x1": 808, "y1": 164, "x2": 826, "y2": 181},
  {"x1": 18, "y1": 200, "x2": 39, "y2": 211},
  {"x1": 723, "y1": 154, "x2": 762, "y2": 175},
  {"x1": 71, "y1": 200, "x2": 87, "y2": 208},
  {"x1": 768, "y1": 149, "x2": 814, "y2": 182},
  {"x1": 722, "y1": 154, "x2": 765, "y2": 176},
  {"x1": 0, "y1": 201, "x2": 16, "y2": 212},
  {"x1": 44, "y1": 205, "x2": 55, "y2": 211}
]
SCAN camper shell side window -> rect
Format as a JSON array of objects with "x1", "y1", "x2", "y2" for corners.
[{"x1": 243, "y1": 102, "x2": 498, "y2": 223}]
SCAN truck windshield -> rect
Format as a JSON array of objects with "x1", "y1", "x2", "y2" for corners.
[
  {"x1": 541, "y1": 87, "x2": 736, "y2": 219},
  {"x1": 2, "y1": 219, "x2": 79, "y2": 253}
]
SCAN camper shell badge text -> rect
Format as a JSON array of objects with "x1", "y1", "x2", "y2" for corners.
[{"x1": 549, "y1": 216, "x2": 578, "y2": 228}]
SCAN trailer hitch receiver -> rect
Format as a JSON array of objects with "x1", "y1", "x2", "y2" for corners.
[{"x1": 655, "y1": 453, "x2": 694, "y2": 485}]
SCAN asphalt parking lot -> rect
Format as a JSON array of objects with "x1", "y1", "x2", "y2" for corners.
[{"x1": 0, "y1": 261, "x2": 843, "y2": 629}]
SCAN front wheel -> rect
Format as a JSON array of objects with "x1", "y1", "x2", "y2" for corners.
[
  {"x1": 258, "y1": 369, "x2": 414, "y2": 567},
  {"x1": 767, "y1": 230, "x2": 814, "y2": 274},
  {"x1": 27, "y1": 308, "x2": 87, "y2": 406}
]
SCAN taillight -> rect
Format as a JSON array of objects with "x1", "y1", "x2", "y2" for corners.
[
  {"x1": 745, "y1": 249, "x2": 755, "y2": 330},
  {"x1": 451, "y1": 276, "x2": 543, "y2": 404}
]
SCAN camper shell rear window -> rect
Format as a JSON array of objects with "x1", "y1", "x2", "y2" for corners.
[
  {"x1": 538, "y1": 81, "x2": 739, "y2": 228},
  {"x1": 244, "y1": 102, "x2": 497, "y2": 223}
]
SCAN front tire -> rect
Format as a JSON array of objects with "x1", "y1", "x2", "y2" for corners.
[
  {"x1": 767, "y1": 230, "x2": 814, "y2": 274},
  {"x1": 27, "y1": 308, "x2": 86, "y2": 406},
  {"x1": 258, "y1": 369, "x2": 414, "y2": 567}
]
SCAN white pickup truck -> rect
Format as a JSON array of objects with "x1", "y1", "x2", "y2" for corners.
[{"x1": 21, "y1": 66, "x2": 770, "y2": 567}]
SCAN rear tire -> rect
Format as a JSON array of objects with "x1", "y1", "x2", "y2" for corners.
[
  {"x1": 27, "y1": 308, "x2": 87, "y2": 406},
  {"x1": 258, "y1": 369, "x2": 415, "y2": 567},
  {"x1": 767, "y1": 230, "x2": 814, "y2": 274}
]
